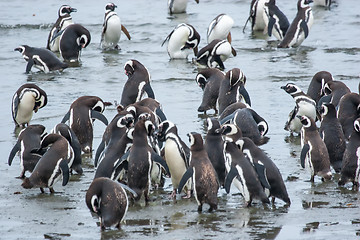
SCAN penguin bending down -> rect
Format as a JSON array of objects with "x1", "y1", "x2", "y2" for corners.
[
  {"x1": 218, "y1": 124, "x2": 270, "y2": 207},
  {"x1": 337, "y1": 93, "x2": 360, "y2": 140},
  {"x1": 168, "y1": 0, "x2": 199, "y2": 15},
  {"x1": 238, "y1": 137, "x2": 291, "y2": 205},
  {"x1": 12, "y1": 83, "x2": 47, "y2": 128},
  {"x1": 178, "y1": 132, "x2": 219, "y2": 212},
  {"x1": 15, "y1": 45, "x2": 68, "y2": 74},
  {"x1": 62, "y1": 96, "x2": 109, "y2": 153},
  {"x1": 338, "y1": 118, "x2": 360, "y2": 189},
  {"x1": 120, "y1": 60, "x2": 155, "y2": 107},
  {"x1": 58, "y1": 24, "x2": 91, "y2": 62},
  {"x1": 207, "y1": 14, "x2": 235, "y2": 48},
  {"x1": 306, "y1": 71, "x2": 333, "y2": 104},
  {"x1": 319, "y1": 103, "x2": 346, "y2": 173},
  {"x1": 86, "y1": 177, "x2": 137, "y2": 230},
  {"x1": 157, "y1": 120, "x2": 191, "y2": 198},
  {"x1": 278, "y1": 0, "x2": 313, "y2": 48},
  {"x1": 21, "y1": 134, "x2": 74, "y2": 193},
  {"x1": 298, "y1": 115, "x2": 332, "y2": 182},
  {"x1": 196, "y1": 68, "x2": 225, "y2": 113},
  {"x1": 318, "y1": 80, "x2": 351, "y2": 109},
  {"x1": 264, "y1": 0, "x2": 289, "y2": 41},
  {"x1": 196, "y1": 40, "x2": 235, "y2": 70},
  {"x1": 47, "y1": 5, "x2": 77, "y2": 52},
  {"x1": 162, "y1": 23, "x2": 200, "y2": 59},
  {"x1": 101, "y1": 2, "x2": 131, "y2": 50},
  {"x1": 218, "y1": 102, "x2": 248, "y2": 121},
  {"x1": 8, "y1": 124, "x2": 46, "y2": 178},
  {"x1": 51, "y1": 123, "x2": 83, "y2": 174}
]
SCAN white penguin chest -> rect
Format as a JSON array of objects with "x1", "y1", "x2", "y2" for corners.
[
  {"x1": 164, "y1": 139, "x2": 187, "y2": 181},
  {"x1": 104, "y1": 16, "x2": 122, "y2": 43},
  {"x1": 17, "y1": 92, "x2": 36, "y2": 123}
]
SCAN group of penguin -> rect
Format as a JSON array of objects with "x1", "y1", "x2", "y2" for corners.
[{"x1": 8, "y1": 0, "x2": 360, "y2": 231}]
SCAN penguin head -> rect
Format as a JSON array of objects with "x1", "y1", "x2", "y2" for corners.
[
  {"x1": 195, "y1": 72, "x2": 207, "y2": 90},
  {"x1": 299, "y1": 0, "x2": 313, "y2": 9},
  {"x1": 216, "y1": 123, "x2": 242, "y2": 142},
  {"x1": 206, "y1": 118, "x2": 221, "y2": 134},
  {"x1": 226, "y1": 68, "x2": 246, "y2": 91},
  {"x1": 321, "y1": 82, "x2": 332, "y2": 96},
  {"x1": 182, "y1": 24, "x2": 200, "y2": 55},
  {"x1": 59, "y1": 5, "x2": 77, "y2": 17},
  {"x1": 319, "y1": 102, "x2": 336, "y2": 118},
  {"x1": 297, "y1": 115, "x2": 316, "y2": 130},
  {"x1": 354, "y1": 118, "x2": 360, "y2": 133},
  {"x1": 265, "y1": 0, "x2": 276, "y2": 6},
  {"x1": 90, "y1": 194, "x2": 101, "y2": 214},
  {"x1": 187, "y1": 132, "x2": 204, "y2": 151},
  {"x1": 117, "y1": 113, "x2": 134, "y2": 128},
  {"x1": 124, "y1": 60, "x2": 135, "y2": 76},
  {"x1": 105, "y1": 3, "x2": 117, "y2": 12},
  {"x1": 157, "y1": 120, "x2": 175, "y2": 141},
  {"x1": 77, "y1": 33, "x2": 91, "y2": 49},
  {"x1": 281, "y1": 83, "x2": 302, "y2": 95}
]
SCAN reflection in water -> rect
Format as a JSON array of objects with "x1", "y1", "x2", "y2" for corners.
[
  {"x1": 303, "y1": 221, "x2": 320, "y2": 233},
  {"x1": 302, "y1": 200, "x2": 330, "y2": 209}
]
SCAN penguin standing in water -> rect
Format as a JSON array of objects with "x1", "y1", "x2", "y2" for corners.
[
  {"x1": 204, "y1": 118, "x2": 226, "y2": 187},
  {"x1": 120, "y1": 60, "x2": 155, "y2": 107},
  {"x1": 298, "y1": 115, "x2": 332, "y2": 182},
  {"x1": 178, "y1": 132, "x2": 219, "y2": 212},
  {"x1": 196, "y1": 68, "x2": 225, "y2": 113},
  {"x1": 12, "y1": 83, "x2": 47, "y2": 128},
  {"x1": 306, "y1": 71, "x2": 333, "y2": 104},
  {"x1": 281, "y1": 83, "x2": 317, "y2": 134},
  {"x1": 58, "y1": 24, "x2": 91, "y2": 62},
  {"x1": 62, "y1": 96, "x2": 109, "y2": 153},
  {"x1": 47, "y1": 5, "x2": 77, "y2": 52},
  {"x1": 21, "y1": 134, "x2": 74, "y2": 193},
  {"x1": 14, "y1": 45, "x2": 68, "y2": 74},
  {"x1": 86, "y1": 177, "x2": 137, "y2": 230},
  {"x1": 157, "y1": 120, "x2": 191, "y2": 199},
  {"x1": 338, "y1": 118, "x2": 360, "y2": 189},
  {"x1": 243, "y1": 0, "x2": 267, "y2": 32},
  {"x1": 168, "y1": 0, "x2": 199, "y2": 14},
  {"x1": 337, "y1": 93, "x2": 360, "y2": 140},
  {"x1": 218, "y1": 124, "x2": 270, "y2": 207},
  {"x1": 196, "y1": 40, "x2": 235, "y2": 70},
  {"x1": 238, "y1": 137, "x2": 291, "y2": 205},
  {"x1": 101, "y1": 2, "x2": 131, "y2": 50},
  {"x1": 8, "y1": 124, "x2": 46, "y2": 178},
  {"x1": 278, "y1": 0, "x2": 313, "y2": 48},
  {"x1": 218, "y1": 68, "x2": 251, "y2": 114},
  {"x1": 162, "y1": 23, "x2": 200, "y2": 59},
  {"x1": 264, "y1": 0, "x2": 289, "y2": 41},
  {"x1": 318, "y1": 103, "x2": 346, "y2": 173}
]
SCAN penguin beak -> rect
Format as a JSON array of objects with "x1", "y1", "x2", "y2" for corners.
[
  {"x1": 14, "y1": 48, "x2": 21, "y2": 52},
  {"x1": 70, "y1": 8, "x2": 77, "y2": 13},
  {"x1": 195, "y1": 0, "x2": 199, "y2": 3}
]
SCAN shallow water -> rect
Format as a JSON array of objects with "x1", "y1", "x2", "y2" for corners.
[{"x1": 0, "y1": 0, "x2": 359, "y2": 239}]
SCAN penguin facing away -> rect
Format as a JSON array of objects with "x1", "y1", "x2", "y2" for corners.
[
  {"x1": 337, "y1": 93, "x2": 360, "y2": 140},
  {"x1": 264, "y1": 0, "x2": 289, "y2": 41},
  {"x1": 318, "y1": 80, "x2": 351, "y2": 109},
  {"x1": 306, "y1": 71, "x2": 333, "y2": 104}
]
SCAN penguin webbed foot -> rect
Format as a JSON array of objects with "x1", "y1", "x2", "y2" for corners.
[
  {"x1": 40, "y1": 187, "x2": 45, "y2": 193},
  {"x1": 49, "y1": 187, "x2": 55, "y2": 194},
  {"x1": 197, "y1": 204, "x2": 203, "y2": 212}
]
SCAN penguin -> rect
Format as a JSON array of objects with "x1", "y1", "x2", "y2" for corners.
[
  {"x1": 204, "y1": 118, "x2": 226, "y2": 187},
  {"x1": 218, "y1": 124, "x2": 270, "y2": 207},
  {"x1": 264, "y1": 0, "x2": 290, "y2": 41},
  {"x1": 47, "y1": 5, "x2": 77, "y2": 52},
  {"x1": 8, "y1": 124, "x2": 46, "y2": 178},
  {"x1": 306, "y1": 71, "x2": 333, "y2": 104},
  {"x1": 61, "y1": 96, "x2": 109, "y2": 153},
  {"x1": 196, "y1": 39, "x2": 235, "y2": 70},
  {"x1": 51, "y1": 123, "x2": 83, "y2": 175},
  {"x1": 101, "y1": 2, "x2": 131, "y2": 50},
  {"x1": 281, "y1": 83, "x2": 317, "y2": 134},
  {"x1": 313, "y1": 0, "x2": 331, "y2": 8},
  {"x1": 318, "y1": 103, "x2": 346, "y2": 173},
  {"x1": 298, "y1": 115, "x2": 332, "y2": 182},
  {"x1": 220, "y1": 108, "x2": 269, "y2": 145},
  {"x1": 58, "y1": 24, "x2": 91, "y2": 62},
  {"x1": 237, "y1": 137, "x2": 291, "y2": 205},
  {"x1": 21, "y1": 133, "x2": 74, "y2": 193},
  {"x1": 168, "y1": 0, "x2": 199, "y2": 15},
  {"x1": 337, "y1": 93, "x2": 360, "y2": 140},
  {"x1": 243, "y1": 0, "x2": 267, "y2": 32},
  {"x1": 11, "y1": 83, "x2": 47, "y2": 127},
  {"x1": 338, "y1": 118, "x2": 360, "y2": 189},
  {"x1": 126, "y1": 116, "x2": 169, "y2": 202},
  {"x1": 218, "y1": 102, "x2": 248, "y2": 121},
  {"x1": 318, "y1": 80, "x2": 351, "y2": 108},
  {"x1": 120, "y1": 60, "x2": 155, "y2": 107},
  {"x1": 218, "y1": 68, "x2": 251, "y2": 114},
  {"x1": 157, "y1": 120, "x2": 191, "y2": 199},
  {"x1": 14, "y1": 45, "x2": 68, "y2": 74},
  {"x1": 162, "y1": 23, "x2": 200, "y2": 59},
  {"x1": 178, "y1": 132, "x2": 219, "y2": 212},
  {"x1": 131, "y1": 98, "x2": 167, "y2": 123},
  {"x1": 196, "y1": 68, "x2": 225, "y2": 113},
  {"x1": 278, "y1": 0, "x2": 313, "y2": 48},
  {"x1": 86, "y1": 177, "x2": 137, "y2": 230}
]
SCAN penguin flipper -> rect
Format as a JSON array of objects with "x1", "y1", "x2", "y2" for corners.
[
  {"x1": 91, "y1": 110, "x2": 109, "y2": 126},
  {"x1": 161, "y1": 29, "x2": 174, "y2": 47},
  {"x1": 267, "y1": 17, "x2": 276, "y2": 37},
  {"x1": 94, "y1": 140, "x2": 105, "y2": 167},
  {"x1": 112, "y1": 158, "x2": 128, "y2": 180},
  {"x1": 61, "y1": 110, "x2": 70, "y2": 123},
  {"x1": 231, "y1": 46, "x2": 237, "y2": 57},
  {"x1": 212, "y1": 55, "x2": 225, "y2": 70},
  {"x1": 50, "y1": 29, "x2": 65, "y2": 44},
  {"x1": 224, "y1": 167, "x2": 238, "y2": 194},
  {"x1": 25, "y1": 59, "x2": 34, "y2": 74},
  {"x1": 119, "y1": 182, "x2": 138, "y2": 198},
  {"x1": 239, "y1": 84, "x2": 251, "y2": 106},
  {"x1": 143, "y1": 82, "x2": 155, "y2": 99},
  {"x1": 177, "y1": 167, "x2": 194, "y2": 194},
  {"x1": 219, "y1": 112, "x2": 235, "y2": 125},
  {"x1": 300, "y1": 144, "x2": 310, "y2": 168},
  {"x1": 8, "y1": 140, "x2": 21, "y2": 166},
  {"x1": 121, "y1": 25, "x2": 131, "y2": 40},
  {"x1": 60, "y1": 159, "x2": 70, "y2": 186},
  {"x1": 155, "y1": 107, "x2": 167, "y2": 122},
  {"x1": 151, "y1": 151, "x2": 170, "y2": 175},
  {"x1": 242, "y1": 15, "x2": 251, "y2": 33},
  {"x1": 253, "y1": 162, "x2": 271, "y2": 189},
  {"x1": 12, "y1": 93, "x2": 20, "y2": 123},
  {"x1": 300, "y1": 20, "x2": 309, "y2": 39}
]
